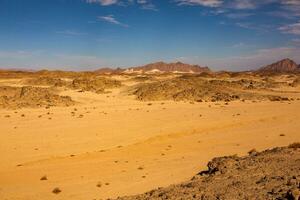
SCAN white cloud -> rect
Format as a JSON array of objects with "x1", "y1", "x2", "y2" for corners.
[
  {"x1": 86, "y1": 0, "x2": 157, "y2": 10},
  {"x1": 175, "y1": 0, "x2": 223, "y2": 7},
  {"x1": 267, "y1": 11, "x2": 298, "y2": 19},
  {"x1": 227, "y1": 0, "x2": 256, "y2": 9},
  {"x1": 175, "y1": 0, "x2": 280, "y2": 9},
  {"x1": 98, "y1": 15, "x2": 129, "y2": 27},
  {"x1": 281, "y1": 0, "x2": 300, "y2": 6},
  {"x1": 279, "y1": 21, "x2": 300, "y2": 35},
  {"x1": 279, "y1": 0, "x2": 300, "y2": 17},
  {"x1": 137, "y1": 0, "x2": 157, "y2": 10},
  {"x1": 86, "y1": 0, "x2": 118, "y2": 6},
  {"x1": 174, "y1": 0, "x2": 300, "y2": 15}
]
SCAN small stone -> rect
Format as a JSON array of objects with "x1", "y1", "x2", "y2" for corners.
[
  {"x1": 248, "y1": 149, "x2": 258, "y2": 156},
  {"x1": 96, "y1": 182, "x2": 102, "y2": 188},
  {"x1": 287, "y1": 188, "x2": 300, "y2": 200},
  {"x1": 52, "y1": 187, "x2": 61, "y2": 194}
]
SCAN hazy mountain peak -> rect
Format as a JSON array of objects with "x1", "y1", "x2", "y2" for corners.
[{"x1": 258, "y1": 58, "x2": 299, "y2": 73}]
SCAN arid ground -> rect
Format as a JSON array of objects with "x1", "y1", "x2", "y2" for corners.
[{"x1": 0, "y1": 71, "x2": 300, "y2": 199}]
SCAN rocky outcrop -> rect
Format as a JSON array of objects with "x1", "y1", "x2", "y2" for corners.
[
  {"x1": 130, "y1": 76, "x2": 289, "y2": 102},
  {"x1": 70, "y1": 77, "x2": 122, "y2": 93},
  {"x1": 0, "y1": 86, "x2": 74, "y2": 109},
  {"x1": 116, "y1": 144, "x2": 300, "y2": 200}
]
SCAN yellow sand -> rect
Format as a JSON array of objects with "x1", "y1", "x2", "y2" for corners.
[{"x1": 0, "y1": 85, "x2": 300, "y2": 200}]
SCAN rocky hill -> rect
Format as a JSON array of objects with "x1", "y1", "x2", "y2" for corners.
[
  {"x1": 94, "y1": 62, "x2": 211, "y2": 74},
  {"x1": 116, "y1": 143, "x2": 300, "y2": 200},
  {"x1": 130, "y1": 76, "x2": 290, "y2": 102},
  {"x1": 125, "y1": 62, "x2": 210, "y2": 74},
  {"x1": 258, "y1": 58, "x2": 300, "y2": 73}
]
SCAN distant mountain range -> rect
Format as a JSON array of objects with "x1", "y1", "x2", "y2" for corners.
[
  {"x1": 258, "y1": 58, "x2": 300, "y2": 73},
  {"x1": 95, "y1": 61, "x2": 210, "y2": 74},
  {"x1": 125, "y1": 62, "x2": 210, "y2": 74},
  {"x1": 95, "y1": 59, "x2": 300, "y2": 74},
  {"x1": 1, "y1": 59, "x2": 299, "y2": 74}
]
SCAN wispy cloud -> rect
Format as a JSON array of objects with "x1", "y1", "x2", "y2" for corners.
[
  {"x1": 137, "y1": 0, "x2": 157, "y2": 11},
  {"x1": 175, "y1": 0, "x2": 223, "y2": 7},
  {"x1": 235, "y1": 22, "x2": 273, "y2": 32},
  {"x1": 55, "y1": 30, "x2": 87, "y2": 36},
  {"x1": 225, "y1": 12, "x2": 253, "y2": 19},
  {"x1": 279, "y1": 21, "x2": 300, "y2": 35},
  {"x1": 174, "y1": 0, "x2": 300, "y2": 15},
  {"x1": 178, "y1": 0, "x2": 300, "y2": 35},
  {"x1": 267, "y1": 11, "x2": 298, "y2": 19},
  {"x1": 86, "y1": 0, "x2": 157, "y2": 10},
  {"x1": 86, "y1": 0, "x2": 118, "y2": 6},
  {"x1": 278, "y1": 0, "x2": 300, "y2": 18},
  {"x1": 226, "y1": 0, "x2": 299, "y2": 11},
  {"x1": 226, "y1": 0, "x2": 257, "y2": 9},
  {"x1": 98, "y1": 15, "x2": 129, "y2": 27},
  {"x1": 235, "y1": 22, "x2": 255, "y2": 29},
  {"x1": 174, "y1": 0, "x2": 278, "y2": 9},
  {"x1": 281, "y1": 0, "x2": 300, "y2": 9}
]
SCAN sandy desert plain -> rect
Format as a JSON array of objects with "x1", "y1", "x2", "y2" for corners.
[{"x1": 0, "y1": 66, "x2": 300, "y2": 200}]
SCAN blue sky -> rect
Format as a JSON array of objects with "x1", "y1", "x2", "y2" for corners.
[{"x1": 0, "y1": 0, "x2": 299, "y2": 71}]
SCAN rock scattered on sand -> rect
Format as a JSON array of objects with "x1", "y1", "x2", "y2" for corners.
[
  {"x1": 0, "y1": 86, "x2": 74, "y2": 109},
  {"x1": 24, "y1": 77, "x2": 68, "y2": 87},
  {"x1": 116, "y1": 144, "x2": 300, "y2": 200},
  {"x1": 130, "y1": 76, "x2": 290, "y2": 102},
  {"x1": 70, "y1": 77, "x2": 121, "y2": 93},
  {"x1": 52, "y1": 187, "x2": 61, "y2": 194},
  {"x1": 40, "y1": 175, "x2": 47, "y2": 181},
  {"x1": 23, "y1": 76, "x2": 122, "y2": 94},
  {"x1": 96, "y1": 182, "x2": 102, "y2": 188}
]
